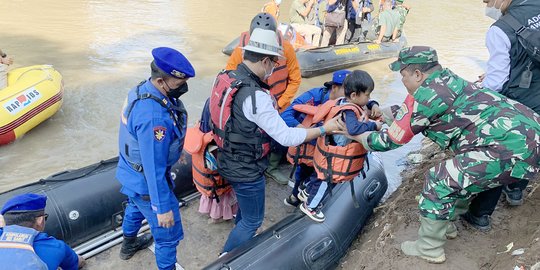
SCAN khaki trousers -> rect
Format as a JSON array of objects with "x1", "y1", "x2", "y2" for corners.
[{"x1": 291, "y1": 23, "x2": 322, "y2": 47}]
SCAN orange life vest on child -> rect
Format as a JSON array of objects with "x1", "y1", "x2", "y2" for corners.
[
  {"x1": 313, "y1": 100, "x2": 369, "y2": 183},
  {"x1": 184, "y1": 123, "x2": 231, "y2": 200},
  {"x1": 239, "y1": 31, "x2": 289, "y2": 103},
  {"x1": 285, "y1": 99, "x2": 337, "y2": 167}
]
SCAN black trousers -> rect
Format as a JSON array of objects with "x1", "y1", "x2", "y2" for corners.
[
  {"x1": 345, "y1": 19, "x2": 365, "y2": 43},
  {"x1": 469, "y1": 180, "x2": 529, "y2": 216}
]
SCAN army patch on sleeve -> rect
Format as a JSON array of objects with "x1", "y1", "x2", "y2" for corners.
[{"x1": 154, "y1": 126, "x2": 166, "y2": 142}]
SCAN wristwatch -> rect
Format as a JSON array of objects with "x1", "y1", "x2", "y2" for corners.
[{"x1": 318, "y1": 126, "x2": 326, "y2": 137}]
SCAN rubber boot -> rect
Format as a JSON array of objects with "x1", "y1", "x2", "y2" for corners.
[
  {"x1": 264, "y1": 152, "x2": 290, "y2": 185},
  {"x1": 119, "y1": 233, "x2": 154, "y2": 260},
  {"x1": 401, "y1": 216, "x2": 447, "y2": 263},
  {"x1": 446, "y1": 199, "x2": 468, "y2": 239}
]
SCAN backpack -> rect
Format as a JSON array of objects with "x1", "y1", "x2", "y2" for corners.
[{"x1": 501, "y1": 14, "x2": 540, "y2": 64}]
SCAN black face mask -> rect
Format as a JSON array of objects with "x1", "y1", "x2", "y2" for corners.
[{"x1": 164, "y1": 80, "x2": 189, "y2": 99}]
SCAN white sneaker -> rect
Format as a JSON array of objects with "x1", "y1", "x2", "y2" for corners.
[{"x1": 300, "y1": 202, "x2": 325, "y2": 223}]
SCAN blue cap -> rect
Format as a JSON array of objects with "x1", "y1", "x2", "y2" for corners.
[
  {"x1": 152, "y1": 47, "x2": 195, "y2": 79},
  {"x1": 332, "y1": 70, "x2": 352, "y2": 85},
  {"x1": 1, "y1": 193, "x2": 47, "y2": 215},
  {"x1": 324, "y1": 70, "x2": 351, "y2": 88}
]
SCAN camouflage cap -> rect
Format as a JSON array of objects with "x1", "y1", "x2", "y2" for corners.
[{"x1": 389, "y1": 46, "x2": 438, "y2": 72}]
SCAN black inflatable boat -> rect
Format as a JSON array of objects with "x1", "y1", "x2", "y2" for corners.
[
  {"x1": 0, "y1": 152, "x2": 387, "y2": 269},
  {"x1": 204, "y1": 153, "x2": 387, "y2": 270},
  {"x1": 222, "y1": 36, "x2": 407, "y2": 78},
  {"x1": 0, "y1": 153, "x2": 195, "y2": 248}
]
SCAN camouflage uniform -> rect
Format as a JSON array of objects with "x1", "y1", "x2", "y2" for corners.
[
  {"x1": 361, "y1": 46, "x2": 540, "y2": 221},
  {"x1": 394, "y1": 4, "x2": 409, "y2": 33}
]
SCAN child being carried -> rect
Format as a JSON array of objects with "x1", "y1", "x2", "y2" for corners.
[{"x1": 299, "y1": 70, "x2": 383, "y2": 222}]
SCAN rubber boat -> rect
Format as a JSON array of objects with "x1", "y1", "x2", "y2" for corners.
[
  {"x1": 0, "y1": 153, "x2": 195, "y2": 249},
  {"x1": 0, "y1": 152, "x2": 387, "y2": 268},
  {"x1": 204, "y1": 153, "x2": 387, "y2": 270},
  {"x1": 222, "y1": 36, "x2": 407, "y2": 78},
  {"x1": 0, "y1": 65, "x2": 64, "y2": 145}
]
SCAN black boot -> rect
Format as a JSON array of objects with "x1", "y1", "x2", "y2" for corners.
[
  {"x1": 460, "y1": 212, "x2": 491, "y2": 232},
  {"x1": 119, "y1": 233, "x2": 154, "y2": 260}
]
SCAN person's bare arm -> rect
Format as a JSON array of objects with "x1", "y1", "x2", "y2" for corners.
[
  {"x1": 375, "y1": 25, "x2": 386, "y2": 44},
  {"x1": 302, "y1": 115, "x2": 344, "y2": 143},
  {"x1": 391, "y1": 27, "x2": 399, "y2": 41},
  {"x1": 300, "y1": 0, "x2": 315, "y2": 17}
]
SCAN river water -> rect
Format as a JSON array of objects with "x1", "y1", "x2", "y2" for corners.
[{"x1": 0, "y1": 0, "x2": 491, "y2": 196}]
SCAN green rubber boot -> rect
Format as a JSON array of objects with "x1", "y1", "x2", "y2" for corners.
[
  {"x1": 446, "y1": 222, "x2": 457, "y2": 239},
  {"x1": 264, "y1": 152, "x2": 290, "y2": 185},
  {"x1": 446, "y1": 199, "x2": 468, "y2": 239},
  {"x1": 401, "y1": 216, "x2": 447, "y2": 264}
]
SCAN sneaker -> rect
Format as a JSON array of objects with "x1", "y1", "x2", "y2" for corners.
[
  {"x1": 460, "y1": 212, "x2": 491, "y2": 232},
  {"x1": 218, "y1": 252, "x2": 228, "y2": 258},
  {"x1": 284, "y1": 194, "x2": 301, "y2": 207},
  {"x1": 300, "y1": 202, "x2": 325, "y2": 222},
  {"x1": 298, "y1": 189, "x2": 309, "y2": 203},
  {"x1": 502, "y1": 186, "x2": 524, "y2": 206}
]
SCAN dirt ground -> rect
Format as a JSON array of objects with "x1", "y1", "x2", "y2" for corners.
[
  {"x1": 339, "y1": 141, "x2": 540, "y2": 270},
  {"x1": 85, "y1": 141, "x2": 540, "y2": 270}
]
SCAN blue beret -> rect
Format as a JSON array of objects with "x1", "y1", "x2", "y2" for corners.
[
  {"x1": 152, "y1": 47, "x2": 195, "y2": 79},
  {"x1": 1, "y1": 193, "x2": 47, "y2": 215},
  {"x1": 332, "y1": 70, "x2": 352, "y2": 85}
]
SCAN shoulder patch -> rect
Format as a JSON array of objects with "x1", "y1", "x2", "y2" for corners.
[{"x1": 154, "y1": 126, "x2": 167, "y2": 142}]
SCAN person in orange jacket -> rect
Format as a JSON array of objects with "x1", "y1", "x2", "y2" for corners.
[
  {"x1": 262, "y1": 0, "x2": 281, "y2": 20},
  {"x1": 226, "y1": 13, "x2": 302, "y2": 113}
]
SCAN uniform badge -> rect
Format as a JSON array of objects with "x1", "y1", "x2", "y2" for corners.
[
  {"x1": 154, "y1": 126, "x2": 166, "y2": 142},
  {"x1": 171, "y1": 70, "x2": 186, "y2": 79},
  {"x1": 395, "y1": 102, "x2": 409, "y2": 121}
]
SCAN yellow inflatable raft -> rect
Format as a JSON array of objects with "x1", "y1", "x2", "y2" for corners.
[{"x1": 0, "y1": 65, "x2": 63, "y2": 145}]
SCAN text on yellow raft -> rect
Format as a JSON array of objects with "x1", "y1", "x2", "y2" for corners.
[{"x1": 334, "y1": 44, "x2": 381, "y2": 55}]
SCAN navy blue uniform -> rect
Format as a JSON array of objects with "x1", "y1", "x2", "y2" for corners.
[
  {"x1": 0, "y1": 227, "x2": 79, "y2": 270},
  {"x1": 116, "y1": 80, "x2": 186, "y2": 270},
  {"x1": 281, "y1": 87, "x2": 330, "y2": 196}
]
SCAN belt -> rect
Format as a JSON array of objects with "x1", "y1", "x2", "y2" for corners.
[{"x1": 138, "y1": 179, "x2": 175, "y2": 202}]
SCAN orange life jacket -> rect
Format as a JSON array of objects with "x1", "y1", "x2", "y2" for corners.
[
  {"x1": 184, "y1": 123, "x2": 231, "y2": 200},
  {"x1": 285, "y1": 99, "x2": 337, "y2": 167},
  {"x1": 239, "y1": 31, "x2": 289, "y2": 103},
  {"x1": 313, "y1": 100, "x2": 369, "y2": 183}
]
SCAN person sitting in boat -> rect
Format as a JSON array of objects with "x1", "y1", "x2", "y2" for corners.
[
  {"x1": 290, "y1": 0, "x2": 323, "y2": 46},
  {"x1": 227, "y1": 13, "x2": 302, "y2": 186},
  {"x1": 345, "y1": 0, "x2": 375, "y2": 43},
  {"x1": 186, "y1": 99, "x2": 238, "y2": 224},
  {"x1": 281, "y1": 70, "x2": 351, "y2": 207},
  {"x1": 0, "y1": 193, "x2": 85, "y2": 270},
  {"x1": 365, "y1": 0, "x2": 400, "y2": 44},
  {"x1": 300, "y1": 70, "x2": 383, "y2": 222},
  {"x1": 278, "y1": 23, "x2": 310, "y2": 51},
  {"x1": 116, "y1": 47, "x2": 194, "y2": 270},
  {"x1": 210, "y1": 28, "x2": 342, "y2": 255},
  {"x1": 262, "y1": 0, "x2": 281, "y2": 20},
  {"x1": 321, "y1": 0, "x2": 348, "y2": 47},
  {"x1": 347, "y1": 46, "x2": 540, "y2": 263},
  {"x1": 0, "y1": 49, "x2": 14, "y2": 89}
]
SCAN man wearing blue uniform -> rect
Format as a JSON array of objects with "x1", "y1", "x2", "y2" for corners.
[
  {"x1": 0, "y1": 193, "x2": 84, "y2": 270},
  {"x1": 116, "y1": 47, "x2": 194, "y2": 270}
]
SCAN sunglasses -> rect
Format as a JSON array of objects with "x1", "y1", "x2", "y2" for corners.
[{"x1": 41, "y1": 213, "x2": 49, "y2": 221}]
